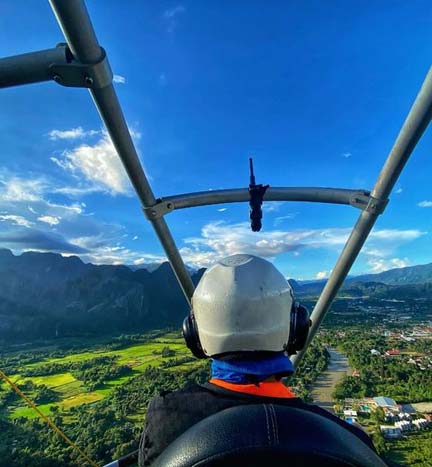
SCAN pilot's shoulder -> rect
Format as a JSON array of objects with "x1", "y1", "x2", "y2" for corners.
[{"x1": 148, "y1": 382, "x2": 205, "y2": 409}]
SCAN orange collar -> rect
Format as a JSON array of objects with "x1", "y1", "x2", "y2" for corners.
[{"x1": 209, "y1": 378, "x2": 296, "y2": 398}]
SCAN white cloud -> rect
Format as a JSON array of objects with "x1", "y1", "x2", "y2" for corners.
[
  {"x1": 368, "y1": 229, "x2": 424, "y2": 243},
  {"x1": 316, "y1": 271, "x2": 328, "y2": 280},
  {"x1": 113, "y1": 74, "x2": 126, "y2": 84},
  {"x1": 273, "y1": 213, "x2": 298, "y2": 226},
  {"x1": 0, "y1": 175, "x2": 46, "y2": 202},
  {"x1": 395, "y1": 187, "x2": 403, "y2": 194},
  {"x1": 53, "y1": 186, "x2": 100, "y2": 197},
  {"x1": 0, "y1": 214, "x2": 33, "y2": 228},
  {"x1": 217, "y1": 208, "x2": 228, "y2": 212},
  {"x1": 262, "y1": 202, "x2": 285, "y2": 213},
  {"x1": 49, "y1": 127, "x2": 98, "y2": 140},
  {"x1": 179, "y1": 222, "x2": 322, "y2": 267},
  {"x1": 38, "y1": 215, "x2": 60, "y2": 226},
  {"x1": 367, "y1": 257, "x2": 410, "y2": 273},
  {"x1": 70, "y1": 235, "x2": 165, "y2": 265},
  {"x1": 50, "y1": 131, "x2": 134, "y2": 195},
  {"x1": 133, "y1": 235, "x2": 139, "y2": 240},
  {"x1": 0, "y1": 171, "x2": 161, "y2": 266},
  {"x1": 418, "y1": 200, "x2": 432, "y2": 208},
  {"x1": 163, "y1": 5, "x2": 185, "y2": 32},
  {"x1": 164, "y1": 5, "x2": 185, "y2": 19},
  {"x1": 178, "y1": 221, "x2": 425, "y2": 269},
  {"x1": 133, "y1": 254, "x2": 166, "y2": 265},
  {"x1": 341, "y1": 152, "x2": 352, "y2": 158}
]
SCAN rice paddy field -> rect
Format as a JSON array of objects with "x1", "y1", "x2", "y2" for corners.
[{"x1": 0, "y1": 331, "x2": 203, "y2": 420}]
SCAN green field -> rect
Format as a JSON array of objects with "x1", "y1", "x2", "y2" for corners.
[{"x1": 1, "y1": 332, "x2": 201, "y2": 420}]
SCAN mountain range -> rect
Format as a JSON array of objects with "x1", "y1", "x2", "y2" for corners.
[
  {"x1": 289, "y1": 262, "x2": 432, "y2": 297},
  {"x1": 0, "y1": 249, "x2": 431, "y2": 342},
  {"x1": 0, "y1": 249, "x2": 203, "y2": 342}
]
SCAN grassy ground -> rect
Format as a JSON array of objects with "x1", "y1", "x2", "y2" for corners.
[{"x1": 2, "y1": 332, "x2": 199, "y2": 420}]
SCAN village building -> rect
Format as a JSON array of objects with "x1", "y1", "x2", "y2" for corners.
[
  {"x1": 373, "y1": 397, "x2": 397, "y2": 409},
  {"x1": 380, "y1": 425, "x2": 402, "y2": 439}
]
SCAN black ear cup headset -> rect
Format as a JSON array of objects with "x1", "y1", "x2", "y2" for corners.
[
  {"x1": 182, "y1": 303, "x2": 311, "y2": 359},
  {"x1": 182, "y1": 313, "x2": 206, "y2": 359},
  {"x1": 285, "y1": 303, "x2": 311, "y2": 356}
]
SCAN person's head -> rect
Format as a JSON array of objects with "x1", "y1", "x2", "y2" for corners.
[{"x1": 183, "y1": 254, "x2": 310, "y2": 363}]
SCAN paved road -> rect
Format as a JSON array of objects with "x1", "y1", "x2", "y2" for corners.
[{"x1": 310, "y1": 348, "x2": 351, "y2": 412}]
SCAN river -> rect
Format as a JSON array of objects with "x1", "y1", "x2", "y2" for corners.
[{"x1": 310, "y1": 348, "x2": 352, "y2": 412}]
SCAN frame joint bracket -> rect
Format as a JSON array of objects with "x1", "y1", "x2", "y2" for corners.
[
  {"x1": 349, "y1": 192, "x2": 389, "y2": 214},
  {"x1": 49, "y1": 43, "x2": 113, "y2": 89},
  {"x1": 143, "y1": 200, "x2": 175, "y2": 220}
]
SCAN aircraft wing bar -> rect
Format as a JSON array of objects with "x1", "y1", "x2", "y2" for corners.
[{"x1": 161, "y1": 187, "x2": 370, "y2": 210}]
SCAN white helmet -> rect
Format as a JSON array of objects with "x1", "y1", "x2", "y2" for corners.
[{"x1": 191, "y1": 254, "x2": 294, "y2": 357}]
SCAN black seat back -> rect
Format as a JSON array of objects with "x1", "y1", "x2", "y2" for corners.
[{"x1": 154, "y1": 403, "x2": 388, "y2": 467}]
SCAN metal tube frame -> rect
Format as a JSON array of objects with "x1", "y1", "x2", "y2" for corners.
[
  {"x1": 1, "y1": 0, "x2": 431, "y2": 372},
  {"x1": 0, "y1": 46, "x2": 68, "y2": 88},
  {"x1": 160, "y1": 187, "x2": 371, "y2": 211}
]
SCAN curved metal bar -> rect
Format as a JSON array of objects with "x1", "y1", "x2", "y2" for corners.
[{"x1": 162, "y1": 187, "x2": 370, "y2": 210}]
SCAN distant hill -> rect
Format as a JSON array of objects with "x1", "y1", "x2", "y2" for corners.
[
  {"x1": 289, "y1": 262, "x2": 432, "y2": 296},
  {"x1": 352, "y1": 263, "x2": 432, "y2": 285},
  {"x1": 0, "y1": 249, "x2": 203, "y2": 342},
  {"x1": 1, "y1": 249, "x2": 431, "y2": 342}
]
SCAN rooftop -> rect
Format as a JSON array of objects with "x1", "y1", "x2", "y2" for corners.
[{"x1": 374, "y1": 396, "x2": 397, "y2": 407}]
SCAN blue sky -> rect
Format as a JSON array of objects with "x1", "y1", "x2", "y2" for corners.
[{"x1": 0, "y1": 0, "x2": 431, "y2": 279}]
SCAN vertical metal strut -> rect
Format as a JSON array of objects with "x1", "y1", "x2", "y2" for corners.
[
  {"x1": 48, "y1": 0, "x2": 195, "y2": 303},
  {"x1": 292, "y1": 66, "x2": 432, "y2": 367}
]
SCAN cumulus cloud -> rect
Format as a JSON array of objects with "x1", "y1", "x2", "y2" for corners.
[
  {"x1": 418, "y1": 200, "x2": 432, "y2": 208},
  {"x1": 0, "y1": 214, "x2": 33, "y2": 228},
  {"x1": 315, "y1": 271, "x2": 329, "y2": 280},
  {"x1": 69, "y1": 235, "x2": 165, "y2": 265},
  {"x1": 0, "y1": 175, "x2": 46, "y2": 202},
  {"x1": 113, "y1": 74, "x2": 126, "y2": 84},
  {"x1": 0, "y1": 171, "x2": 119, "y2": 257},
  {"x1": 50, "y1": 131, "x2": 134, "y2": 195},
  {"x1": 49, "y1": 127, "x2": 98, "y2": 140},
  {"x1": 178, "y1": 221, "x2": 425, "y2": 269},
  {"x1": 179, "y1": 222, "x2": 320, "y2": 267},
  {"x1": 0, "y1": 168, "x2": 160, "y2": 266},
  {"x1": 367, "y1": 257, "x2": 410, "y2": 273},
  {"x1": 38, "y1": 215, "x2": 61, "y2": 226},
  {"x1": 0, "y1": 229, "x2": 88, "y2": 254}
]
